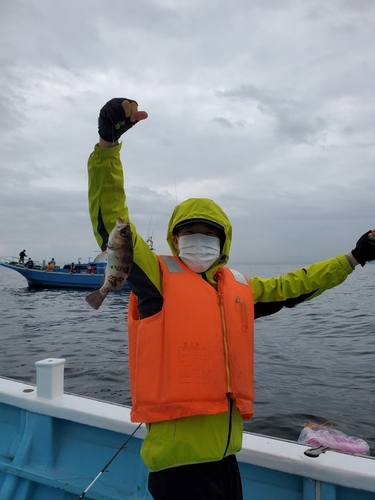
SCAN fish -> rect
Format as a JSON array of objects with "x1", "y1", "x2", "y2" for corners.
[{"x1": 86, "y1": 218, "x2": 133, "y2": 310}]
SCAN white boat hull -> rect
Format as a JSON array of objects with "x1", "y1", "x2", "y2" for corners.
[{"x1": 0, "y1": 359, "x2": 374, "y2": 499}]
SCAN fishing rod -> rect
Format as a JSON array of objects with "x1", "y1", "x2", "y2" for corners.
[{"x1": 77, "y1": 423, "x2": 142, "y2": 499}]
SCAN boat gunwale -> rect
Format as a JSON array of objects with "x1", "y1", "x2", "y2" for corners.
[{"x1": 1, "y1": 374, "x2": 375, "y2": 493}]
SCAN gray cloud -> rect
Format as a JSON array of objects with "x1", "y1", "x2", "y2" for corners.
[{"x1": 0, "y1": 0, "x2": 374, "y2": 267}]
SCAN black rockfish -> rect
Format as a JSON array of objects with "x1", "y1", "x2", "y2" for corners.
[{"x1": 86, "y1": 218, "x2": 133, "y2": 310}]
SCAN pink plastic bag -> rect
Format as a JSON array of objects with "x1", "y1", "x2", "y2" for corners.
[{"x1": 298, "y1": 423, "x2": 370, "y2": 455}]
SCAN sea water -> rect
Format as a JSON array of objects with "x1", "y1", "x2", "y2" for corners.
[{"x1": 1, "y1": 263, "x2": 374, "y2": 454}]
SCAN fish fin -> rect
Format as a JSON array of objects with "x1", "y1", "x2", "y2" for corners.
[
  {"x1": 86, "y1": 290, "x2": 107, "y2": 310},
  {"x1": 94, "y1": 251, "x2": 107, "y2": 262}
]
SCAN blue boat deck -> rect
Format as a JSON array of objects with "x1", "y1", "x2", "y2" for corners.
[{"x1": 1, "y1": 359, "x2": 375, "y2": 499}]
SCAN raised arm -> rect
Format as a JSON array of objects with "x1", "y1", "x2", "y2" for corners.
[
  {"x1": 251, "y1": 230, "x2": 375, "y2": 319},
  {"x1": 87, "y1": 98, "x2": 163, "y2": 316},
  {"x1": 88, "y1": 98, "x2": 148, "y2": 250}
]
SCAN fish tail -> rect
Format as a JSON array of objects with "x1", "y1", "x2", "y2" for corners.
[{"x1": 85, "y1": 289, "x2": 107, "y2": 310}]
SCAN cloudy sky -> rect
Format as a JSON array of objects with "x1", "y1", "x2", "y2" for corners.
[{"x1": 1, "y1": 0, "x2": 374, "y2": 268}]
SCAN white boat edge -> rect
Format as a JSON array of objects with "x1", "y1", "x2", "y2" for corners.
[{"x1": 1, "y1": 358, "x2": 374, "y2": 499}]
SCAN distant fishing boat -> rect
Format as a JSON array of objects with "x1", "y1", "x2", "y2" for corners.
[{"x1": 0, "y1": 257, "x2": 130, "y2": 291}]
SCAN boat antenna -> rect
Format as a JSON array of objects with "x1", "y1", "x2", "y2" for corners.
[
  {"x1": 77, "y1": 423, "x2": 142, "y2": 499},
  {"x1": 174, "y1": 174, "x2": 178, "y2": 206},
  {"x1": 146, "y1": 216, "x2": 153, "y2": 239}
]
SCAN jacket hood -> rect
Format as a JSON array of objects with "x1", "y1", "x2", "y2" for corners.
[{"x1": 167, "y1": 198, "x2": 232, "y2": 282}]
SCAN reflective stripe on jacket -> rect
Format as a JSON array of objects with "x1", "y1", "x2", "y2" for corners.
[{"x1": 128, "y1": 256, "x2": 255, "y2": 423}]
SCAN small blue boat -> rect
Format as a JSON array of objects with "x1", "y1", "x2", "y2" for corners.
[{"x1": 0, "y1": 257, "x2": 130, "y2": 291}]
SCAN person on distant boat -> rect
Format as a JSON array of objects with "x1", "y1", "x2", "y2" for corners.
[
  {"x1": 87, "y1": 97, "x2": 375, "y2": 500},
  {"x1": 26, "y1": 258, "x2": 34, "y2": 269},
  {"x1": 86, "y1": 264, "x2": 95, "y2": 274},
  {"x1": 19, "y1": 250, "x2": 27, "y2": 264},
  {"x1": 46, "y1": 262, "x2": 54, "y2": 271},
  {"x1": 70, "y1": 262, "x2": 77, "y2": 273},
  {"x1": 50, "y1": 258, "x2": 56, "y2": 268}
]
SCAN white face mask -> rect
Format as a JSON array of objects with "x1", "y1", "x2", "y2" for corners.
[{"x1": 177, "y1": 233, "x2": 221, "y2": 273}]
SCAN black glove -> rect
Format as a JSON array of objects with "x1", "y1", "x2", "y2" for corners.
[
  {"x1": 98, "y1": 98, "x2": 139, "y2": 142},
  {"x1": 351, "y1": 231, "x2": 375, "y2": 267}
]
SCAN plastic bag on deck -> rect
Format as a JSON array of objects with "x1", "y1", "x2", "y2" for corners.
[{"x1": 298, "y1": 422, "x2": 370, "y2": 455}]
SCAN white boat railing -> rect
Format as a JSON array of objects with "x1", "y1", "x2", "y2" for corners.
[
  {"x1": 1, "y1": 358, "x2": 375, "y2": 499},
  {"x1": 0, "y1": 256, "x2": 44, "y2": 269}
]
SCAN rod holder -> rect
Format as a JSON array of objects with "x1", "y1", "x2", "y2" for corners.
[{"x1": 35, "y1": 358, "x2": 66, "y2": 399}]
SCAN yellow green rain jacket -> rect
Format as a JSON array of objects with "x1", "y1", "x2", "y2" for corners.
[{"x1": 88, "y1": 142, "x2": 353, "y2": 472}]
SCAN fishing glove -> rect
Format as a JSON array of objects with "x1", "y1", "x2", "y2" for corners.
[
  {"x1": 351, "y1": 231, "x2": 375, "y2": 267},
  {"x1": 98, "y1": 98, "x2": 139, "y2": 142}
]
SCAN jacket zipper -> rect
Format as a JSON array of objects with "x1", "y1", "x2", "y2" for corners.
[
  {"x1": 219, "y1": 293, "x2": 232, "y2": 393},
  {"x1": 219, "y1": 293, "x2": 234, "y2": 458}
]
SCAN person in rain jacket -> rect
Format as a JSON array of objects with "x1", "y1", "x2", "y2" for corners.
[{"x1": 87, "y1": 97, "x2": 375, "y2": 500}]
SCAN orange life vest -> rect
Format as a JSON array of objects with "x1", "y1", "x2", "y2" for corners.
[{"x1": 127, "y1": 256, "x2": 254, "y2": 423}]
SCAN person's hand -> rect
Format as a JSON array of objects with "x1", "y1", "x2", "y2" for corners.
[
  {"x1": 98, "y1": 98, "x2": 148, "y2": 143},
  {"x1": 351, "y1": 230, "x2": 375, "y2": 267}
]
